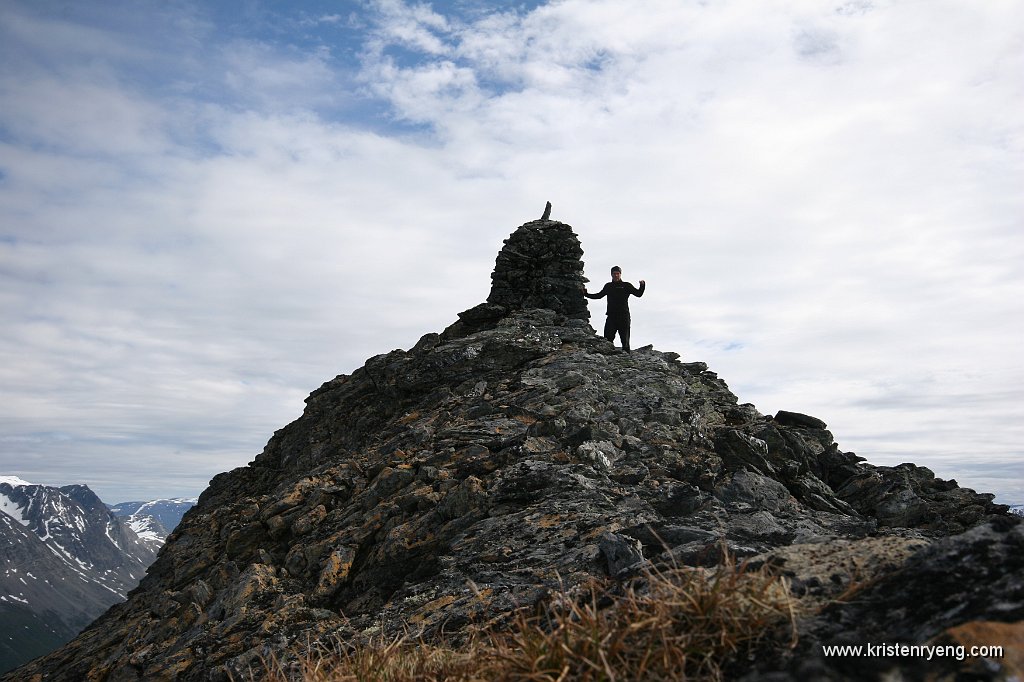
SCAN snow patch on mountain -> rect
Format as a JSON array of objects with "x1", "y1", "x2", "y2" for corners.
[
  {"x1": 108, "y1": 498, "x2": 197, "y2": 543},
  {"x1": 127, "y1": 518, "x2": 162, "y2": 543},
  {"x1": 0, "y1": 492, "x2": 29, "y2": 527}
]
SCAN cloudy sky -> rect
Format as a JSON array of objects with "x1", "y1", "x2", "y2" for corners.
[{"x1": 1, "y1": 0, "x2": 1021, "y2": 505}]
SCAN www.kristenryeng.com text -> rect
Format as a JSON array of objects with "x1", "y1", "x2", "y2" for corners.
[{"x1": 822, "y1": 642, "x2": 1004, "y2": 662}]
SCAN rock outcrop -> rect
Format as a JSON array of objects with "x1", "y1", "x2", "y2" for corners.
[{"x1": 9, "y1": 214, "x2": 1019, "y2": 681}]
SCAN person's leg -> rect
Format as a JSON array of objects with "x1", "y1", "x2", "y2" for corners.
[
  {"x1": 603, "y1": 316, "x2": 616, "y2": 343},
  {"x1": 621, "y1": 316, "x2": 631, "y2": 352}
]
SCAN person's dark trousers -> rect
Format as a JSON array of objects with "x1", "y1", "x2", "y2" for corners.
[{"x1": 603, "y1": 314, "x2": 631, "y2": 352}]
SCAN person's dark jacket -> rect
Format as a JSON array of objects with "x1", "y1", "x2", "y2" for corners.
[{"x1": 586, "y1": 280, "x2": 645, "y2": 316}]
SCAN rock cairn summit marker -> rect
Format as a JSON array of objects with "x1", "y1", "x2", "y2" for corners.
[
  {"x1": 487, "y1": 202, "x2": 589, "y2": 320},
  {"x1": 451, "y1": 202, "x2": 590, "y2": 335}
]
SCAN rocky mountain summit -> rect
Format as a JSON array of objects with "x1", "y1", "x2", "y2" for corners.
[{"x1": 11, "y1": 213, "x2": 1021, "y2": 681}]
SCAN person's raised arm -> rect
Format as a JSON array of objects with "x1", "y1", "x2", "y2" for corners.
[{"x1": 634, "y1": 280, "x2": 646, "y2": 297}]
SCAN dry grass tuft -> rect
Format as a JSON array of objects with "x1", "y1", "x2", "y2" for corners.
[
  {"x1": 254, "y1": 553, "x2": 799, "y2": 681},
  {"x1": 487, "y1": 554, "x2": 798, "y2": 681}
]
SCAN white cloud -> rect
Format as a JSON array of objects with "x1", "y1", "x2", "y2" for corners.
[
  {"x1": 219, "y1": 40, "x2": 345, "y2": 112},
  {"x1": 366, "y1": 0, "x2": 453, "y2": 56}
]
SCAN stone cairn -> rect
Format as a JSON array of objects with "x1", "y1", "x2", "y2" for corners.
[{"x1": 485, "y1": 203, "x2": 590, "y2": 320}]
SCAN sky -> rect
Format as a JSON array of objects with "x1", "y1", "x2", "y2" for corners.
[{"x1": 1, "y1": 0, "x2": 1021, "y2": 506}]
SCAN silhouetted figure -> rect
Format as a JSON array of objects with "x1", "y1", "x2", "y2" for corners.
[{"x1": 584, "y1": 266, "x2": 645, "y2": 352}]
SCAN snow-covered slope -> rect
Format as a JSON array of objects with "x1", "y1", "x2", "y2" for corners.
[{"x1": 108, "y1": 498, "x2": 196, "y2": 545}]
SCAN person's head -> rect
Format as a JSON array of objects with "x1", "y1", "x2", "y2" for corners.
[{"x1": 611, "y1": 265, "x2": 622, "y2": 281}]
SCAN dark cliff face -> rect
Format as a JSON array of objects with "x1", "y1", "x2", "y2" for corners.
[{"x1": 11, "y1": 215, "x2": 1019, "y2": 682}]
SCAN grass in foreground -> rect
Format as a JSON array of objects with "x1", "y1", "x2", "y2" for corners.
[{"x1": 251, "y1": 554, "x2": 798, "y2": 681}]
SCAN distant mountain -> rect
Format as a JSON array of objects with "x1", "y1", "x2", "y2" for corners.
[
  {"x1": 0, "y1": 477, "x2": 158, "y2": 674},
  {"x1": 108, "y1": 498, "x2": 197, "y2": 545},
  {"x1": 1011, "y1": 505, "x2": 1024, "y2": 517}
]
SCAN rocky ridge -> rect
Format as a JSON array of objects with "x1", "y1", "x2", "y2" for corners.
[{"x1": 10, "y1": 212, "x2": 1020, "y2": 681}]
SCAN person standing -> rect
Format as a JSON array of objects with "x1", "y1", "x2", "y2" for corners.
[{"x1": 583, "y1": 266, "x2": 646, "y2": 352}]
